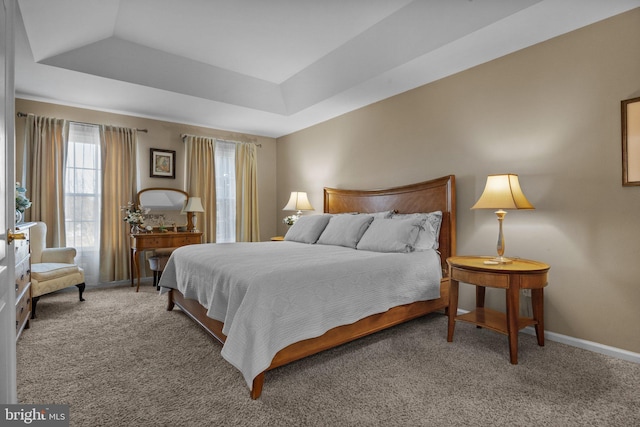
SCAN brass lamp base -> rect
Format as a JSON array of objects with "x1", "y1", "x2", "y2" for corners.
[{"x1": 492, "y1": 210, "x2": 512, "y2": 264}]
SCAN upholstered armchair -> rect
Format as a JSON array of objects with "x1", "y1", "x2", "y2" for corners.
[{"x1": 30, "y1": 222, "x2": 86, "y2": 318}]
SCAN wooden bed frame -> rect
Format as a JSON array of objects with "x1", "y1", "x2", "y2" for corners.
[{"x1": 166, "y1": 175, "x2": 456, "y2": 399}]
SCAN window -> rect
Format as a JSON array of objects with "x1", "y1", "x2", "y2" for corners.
[
  {"x1": 214, "y1": 140, "x2": 236, "y2": 243},
  {"x1": 65, "y1": 122, "x2": 101, "y2": 284}
]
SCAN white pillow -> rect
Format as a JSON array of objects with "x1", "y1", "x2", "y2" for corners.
[
  {"x1": 356, "y1": 217, "x2": 424, "y2": 253},
  {"x1": 391, "y1": 211, "x2": 442, "y2": 250},
  {"x1": 316, "y1": 215, "x2": 374, "y2": 248},
  {"x1": 369, "y1": 210, "x2": 395, "y2": 219},
  {"x1": 332, "y1": 211, "x2": 393, "y2": 218},
  {"x1": 284, "y1": 215, "x2": 331, "y2": 244}
]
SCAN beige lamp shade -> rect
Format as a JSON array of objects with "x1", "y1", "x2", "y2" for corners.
[
  {"x1": 184, "y1": 197, "x2": 205, "y2": 213},
  {"x1": 471, "y1": 174, "x2": 534, "y2": 210},
  {"x1": 283, "y1": 192, "x2": 314, "y2": 212}
]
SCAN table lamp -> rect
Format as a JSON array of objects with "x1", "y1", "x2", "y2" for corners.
[
  {"x1": 471, "y1": 174, "x2": 534, "y2": 264},
  {"x1": 283, "y1": 191, "x2": 314, "y2": 221},
  {"x1": 184, "y1": 197, "x2": 205, "y2": 232}
]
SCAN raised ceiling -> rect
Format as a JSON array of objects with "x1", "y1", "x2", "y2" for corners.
[{"x1": 15, "y1": 0, "x2": 640, "y2": 138}]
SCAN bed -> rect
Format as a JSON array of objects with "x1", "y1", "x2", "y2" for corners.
[{"x1": 160, "y1": 175, "x2": 456, "y2": 399}]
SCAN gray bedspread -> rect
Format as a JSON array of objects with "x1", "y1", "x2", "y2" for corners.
[{"x1": 159, "y1": 241, "x2": 442, "y2": 390}]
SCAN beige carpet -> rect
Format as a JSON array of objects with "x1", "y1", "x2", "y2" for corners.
[{"x1": 16, "y1": 284, "x2": 640, "y2": 427}]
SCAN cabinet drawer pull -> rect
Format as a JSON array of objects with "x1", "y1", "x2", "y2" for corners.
[{"x1": 15, "y1": 283, "x2": 19, "y2": 292}]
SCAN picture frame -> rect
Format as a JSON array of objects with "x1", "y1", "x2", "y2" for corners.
[
  {"x1": 150, "y1": 148, "x2": 176, "y2": 179},
  {"x1": 622, "y1": 96, "x2": 640, "y2": 186}
]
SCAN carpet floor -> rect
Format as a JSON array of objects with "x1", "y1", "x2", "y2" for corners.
[{"x1": 16, "y1": 284, "x2": 640, "y2": 426}]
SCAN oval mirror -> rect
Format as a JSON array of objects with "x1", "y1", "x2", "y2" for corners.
[{"x1": 137, "y1": 188, "x2": 189, "y2": 229}]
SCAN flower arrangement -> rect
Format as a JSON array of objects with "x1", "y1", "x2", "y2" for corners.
[
  {"x1": 282, "y1": 215, "x2": 298, "y2": 226},
  {"x1": 15, "y1": 183, "x2": 32, "y2": 213},
  {"x1": 122, "y1": 202, "x2": 149, "y2": 226}
]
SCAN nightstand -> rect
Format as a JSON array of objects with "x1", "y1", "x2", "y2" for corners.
[
  {"x1": 446, "y1": 256, "x2": 550, "y2": 364},
  {"x1": 270, "y1": 236, "x2": 284, "y2": 241}
]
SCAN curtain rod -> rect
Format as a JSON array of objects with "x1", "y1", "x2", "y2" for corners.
[
  {"x1": 181, "y1": 133, "x2": 261, "y2": 147},
  {"x1": 16, "y1": 112, "x2": 148, "y2": 133}
]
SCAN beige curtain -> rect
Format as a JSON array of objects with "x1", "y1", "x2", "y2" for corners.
[
  {"x1": 184, "y1": 135, "x2": 216, "y2": 243},
  {"x1": 235, "y1": 142, "x2": 260, "y2": 242},
  {"x1": 19, "y1": 114, "x2": 68, "y2": 247},
  {"x1": 99, "y1": 126, "x2": 137, "y2": 282}
]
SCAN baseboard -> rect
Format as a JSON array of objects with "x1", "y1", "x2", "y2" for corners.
[
  {"x1": 521, "y1": 326, "x2": 640, "y2": 364},
  {"x1": 456, "y1": 309, "x2": 640, "y2": 364}
]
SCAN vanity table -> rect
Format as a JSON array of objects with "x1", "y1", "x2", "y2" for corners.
[
  {"x1": 130, "y1": 187, "x2": 202, "y2": 291},
  {"x1": 130, "y1": 231, "x2": 202, "y2": 292}
]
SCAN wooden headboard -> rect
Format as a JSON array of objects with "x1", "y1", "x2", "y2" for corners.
[{"x1": 324, "y1": 175, "x2": 456, "y2": 274}]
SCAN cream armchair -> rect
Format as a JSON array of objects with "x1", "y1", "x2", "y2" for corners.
[{"x1": 30, "y1": 222, "x2": 85, "y2": 318}]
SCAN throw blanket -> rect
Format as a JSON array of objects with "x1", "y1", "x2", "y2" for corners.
[{"x1": 159, "y1": 242, "x2": 442, "y2": 389}]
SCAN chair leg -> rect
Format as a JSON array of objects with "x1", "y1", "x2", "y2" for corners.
[
  {"x1": 76, "y1": 283, "x2": 86, "y2": 302},
  {"x1": 30, "y1": 285, "x2": 85, "y2": 320},
  {"x1": 156, "y1": 271, "x2": 162, "y2": 290},
  {"x1": 31, "y1": 296, "x2": 40, "y2": 319}
]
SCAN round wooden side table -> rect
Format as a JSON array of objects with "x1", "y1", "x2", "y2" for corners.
[{"x1": 446, "y1": 256, "x2": 550, "y2": 364}]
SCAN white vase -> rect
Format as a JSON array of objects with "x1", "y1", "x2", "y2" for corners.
[{"x1": 15, "y1": 210, "x2": 23, "y2": 224}]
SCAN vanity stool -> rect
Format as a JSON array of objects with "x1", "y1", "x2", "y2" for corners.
[{"x1": 148, "y1": 248, "x2": 175, "y2": 290}]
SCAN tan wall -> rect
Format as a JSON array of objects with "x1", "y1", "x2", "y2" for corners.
[
  {"x1": 277, "y1": 9, "x2": 640, "y2": 353},
  {"x1": 15, "y1": 98, "x2": 278, "y2": 242}
]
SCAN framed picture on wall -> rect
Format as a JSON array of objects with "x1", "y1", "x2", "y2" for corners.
[
  {"x1": 622, "y1": 96, "x2": 640, "y2": 186},
  {"x1": 150, "y1": 148, "x2": 176, "y2": 179}
]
